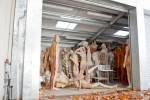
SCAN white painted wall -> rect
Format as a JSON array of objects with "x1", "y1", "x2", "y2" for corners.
[
  {"x1": 143, "y1": 0, "x2": 150, "y2": 10},
  {"x1": 0, "y1": 0, "x2": 15, "y2": 99},
  {"x1": 143, "y1": 14, "x2": 150, "y2": 89}
]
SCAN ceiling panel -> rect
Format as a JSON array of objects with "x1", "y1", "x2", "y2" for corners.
[{"x1": 41, "y1": 0, "x2": 129, "y2": 48}]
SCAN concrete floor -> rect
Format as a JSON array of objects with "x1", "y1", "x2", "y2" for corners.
[{"x1": 40, "y1": 87, "x2": 129, "y2": 100}]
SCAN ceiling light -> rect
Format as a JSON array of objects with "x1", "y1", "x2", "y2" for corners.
[
  {"x1": 56, "y1": 21, "x2": 77, "y2": 30},
  {"x1": 56, "y1": 21, "x2": 69, "y2": 29},
  {"x1": 66, "y1": 36, "x2": 86, "y2": 41},
  {"x1": 43, "y1": 4, "x2": 73, "y2": 11},
  {"x1": 61, "y1": 16, "x2": 82, "y2": 21},
  {"x1": 123, "y1": 26, "x2": 129, "y2": 29},
  {"x1": 87, "y1": 11, "x2": 112, "y2": 19},
  {"x1": 114, "y1": 30, "x2": 129, "y2": 37},
  {"x1": 67, "y1": 23, "x2": 77, "y2": 30}
]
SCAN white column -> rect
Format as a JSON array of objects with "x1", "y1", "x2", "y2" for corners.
[{"x1": 22, "y1": 0, "x2": 42, "y2": 99}]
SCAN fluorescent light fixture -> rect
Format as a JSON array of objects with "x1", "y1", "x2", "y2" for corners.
[
  {"x1": 56, "y1": 21, "x2": 77, "y2": 30},
  {"x1": 43, "y1": 4, "x2": 73, "y2": 11},
  {"x1": 114, "y1": 30, "x2": 129, "y2": 37},
  {"x1": 61, "y1": 16, "x2": 82, "y2": 21},
  {"x1": 123, "y1": 26, "x2": 129, "y2": 29},
  {"x1": 56, "y1": 21, "x2": 69, "y2": 29},
  {"x1": 67, "y1": 23, "x2": 77, "y2": 30},
  {"x1": 66, "y1": 36, "x2": 86, "y2": 41},
  {"x1": 87, "y1": 11, "x2": 112, "y2": 19}
]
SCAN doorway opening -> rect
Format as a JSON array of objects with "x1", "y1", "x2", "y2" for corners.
[{"x1": 40, "y1": 0, "x2": 133, "y2": 98}]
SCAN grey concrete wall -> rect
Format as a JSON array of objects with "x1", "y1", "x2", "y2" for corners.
[
  {"x1": 0, "y1": 0, "x2": 15, "y2": 99},
  {"x1": 129, "y1": 8, "x2": 141, "y2": 89}
]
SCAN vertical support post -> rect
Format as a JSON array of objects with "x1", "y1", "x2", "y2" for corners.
[
  {"x1": 22, "y1": 0, "x2": 42, "y2": 99},
  {"x1": 129, "y1": 0, "x2": 150, "y2": 90}
]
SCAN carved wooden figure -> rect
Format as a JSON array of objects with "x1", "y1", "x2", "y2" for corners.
[
  {"x1": 62, "y1": 48, "x2": 70, "y2": 77},
  {"x1": 99, "y1": 43, "x2": 108, "y2": 65},
  {"x1": 70, "y1": 50, "x2": 80, "y2": 87},
  {"x1": 75, "y1": 47, "x2": 87, "y2": 78},
  {"x1": 48, "y1": 35, "x2": 60, "y2": 89},
  {"x1": 86, "y1": 46, "x2": 94, "y2": 82},
  {"x1": 89, "y1": 41, "x2": 98, "y2": 53},
  {"x1": 86, "y1": 46, "x2": 93, "y2": 66},
  {"x1": 123, "y1": 42, "x2": 131, "y2": 87},
  {"x1": 92, "y1": 51, "x2": 100, "y2": 65},
  {"x1": 40, "y1": 50, "x2": 45, "y2": 74}
]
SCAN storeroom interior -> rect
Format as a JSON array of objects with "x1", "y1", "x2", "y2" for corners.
[{"x1": 40, "y1": 0, "x2": 133, "y2": 96}]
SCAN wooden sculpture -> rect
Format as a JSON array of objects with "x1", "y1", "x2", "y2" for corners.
[
  {"x1": 86, "y1": 46, "x2": 93, "y2": 82},
  {"x1": 75, "y1": 47, "x2": 87, "y2": 78},
  {"x1": 48, "y1": 35, "x2": 60, "y2": 89},
  {"x1": 43, "y1": 48, "x2": 50, "y2": 73},
  {"x1": 108, "y1": 50, "x2": 114, "y2": 67},
  {"x1": 99, "y1": 43, "x2": 108, "y2": 65},
  {"x1": 89, "y1": 41, "x2": 98, "y2": 53},
  {"x1": 40, "y1": 50, "x2": 45, "y2": 75},
  {"x1": 62, "y1": 48, "x2": 70, "y2": 77},
  {"x1": 70, "y1": 50, "x2": 80, "y2": 87},
  {"x1": 78, "y1": 41, "x2": 88, "y2": 47},
  {"x1": 55, "y1": 71, "x2": 69, "y2": 88},
  {"x1": 86, "y1": 46, "x2": 93, "y2": 67},
  {"x1": 92, "y1": 51, "x2": 100, "y2": 65},
  {"x1": 123, "y1": 41, "x2": 131, "y2": 87},
  {"x1": 114, "y1": 45, "x2": 127, "y2": 85}
]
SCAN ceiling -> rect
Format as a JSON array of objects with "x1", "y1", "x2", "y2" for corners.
[{"x1": 42, "y1": 0, "x2": 130, "y2": 48}]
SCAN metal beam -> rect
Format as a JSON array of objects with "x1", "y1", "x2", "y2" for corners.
[
  {"x1": 43, "y1": 0, "x2": 128, "y2": 13},
  {"x1": 111, "y1": 25, "x2": 129, "y2": 31},
  {"x1": 41, "y1": 42, "x2": 75, "y2": 48},
  {"x1": 43, "y1": 11, "x2": 128, "y2": 28},
  {"x1": 42, "y1": 27, "x2": 95, "y2": 35},
  {"x1": 71, "y1": 0, "x2": 128, "y2": 12},
  {"x1": 98, "y1": 34, "x2": 128, "y2": 39},
  {"x1": 89, "y1": 12, "x2": 125, "y2": 42},
  {"x1": 42, "y1": 12, "x2": 107, "y2": 27},
  {"x1": 42, "y1": 30, "x2": 92, "y2": 39}
]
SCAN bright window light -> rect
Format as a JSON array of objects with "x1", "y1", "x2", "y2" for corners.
[
  {"x1": 67, "y1": 23, "x2": 77, "y2": 30},
  {"x1": 56, "y1": 21, "x2": 77, "y2": 30},
  {"x1": 114, "y1": 30, "x2": 129, "y2": 36}
]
